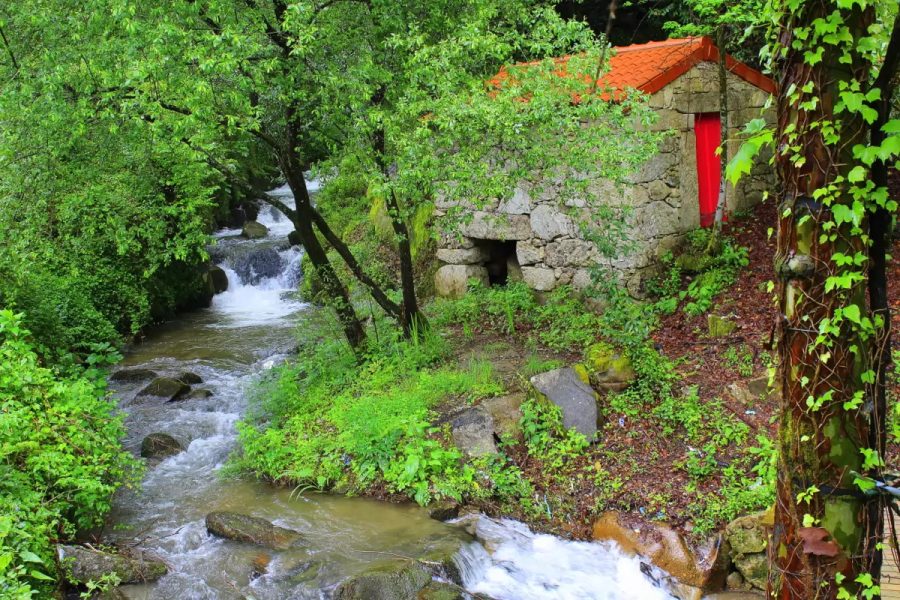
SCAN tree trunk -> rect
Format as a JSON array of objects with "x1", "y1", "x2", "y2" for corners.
[
  {"x1": 712, "y1": 25, "x2": 729, "y2": 232},
  {"x1": 280, "y1": 141, "x2": 367, "y2": 353},
  {"x1": 385, "y1": 188, "x2": 427, "y2": 336},
  {"x1": 768, "y1": 4, "x2": 881, "y2": 599}
]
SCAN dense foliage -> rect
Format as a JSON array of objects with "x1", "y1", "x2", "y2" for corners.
[{"x1": 0, "y1": 312, "x2": 135, "y2": 598}]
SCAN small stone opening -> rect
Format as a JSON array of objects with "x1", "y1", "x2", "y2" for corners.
[{"x1": 473, "y1": 239, "x2": 519, "y2": 286}]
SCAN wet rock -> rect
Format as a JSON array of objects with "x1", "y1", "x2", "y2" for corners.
[
  {"x1": 584, "y1": 343, "x2": 635, "y2": 392},
  {"x1": 231, "y1": 247, "x2": 284, "y2": 284},
  {"x1": 186, "y1": 388, "x2": 214, "y2": 400},
  {"x1": 417, "y1": 581, "x2": 471, "y2": 600},
  {"x1": 136, "y1": 377, "x2": 190, "y2": 402},
  {"x1": 451, "y1": 406, "x2": 497, "y2": 457},
  {"x1": 241, "y1": 220, "x2": 269, "y2": 239},
  {"x1": 58, "y1": 545, "x2": 167, "y2": 585},
  {"x1": 109, "y1": 368, "x2": 159, "y2": 383},
  {"x1": 334, "y1": 560, "x2": 431, "y2": 600},
  {"x1": 288, "y1": 230, "x2": 302, "y2": 247},
  {"x1": 529, "y1": 368, "x2": 598, "y2": 440},
  {"x1": 434, "y1": 264, "x2": 489, "y2": 299},
  {"x1": 176, "y1": 371, "x2": 203, "y2": 385},
  {"x1": 284, "y1": 559, "x2": 322, "y2": 585},
  {"x1": 205, "y1": 511, "x2": 303, "y2": 550},
  {"x1": 208, "y1": 265, "x2": 229, "y2": 294},
  {"x1": 726, "y1": 571, "x2": 751, "y2": 591},
  {"x1": 428, "y1": 501, "x2": 461, "y2": 522},
  {"x1": 250, "y1": 553, "x2": 271, "y2": 580},
  {"x1": 140, "y1": 433, "x2": 184, "y2": 459},
  {"x1": 724, "y1": 511, "x2": 771, "y2": 590},
  {"x1": 480, "y1": 394, "x2": 524, "y2": 441},
  {"x1": 592, "y1": 511, "x2": 722, "y2": 591},
  {"x1": 708, "y1": 314, "x2": 737, "y2": 337}
]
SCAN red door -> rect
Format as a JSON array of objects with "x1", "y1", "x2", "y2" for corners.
[{"x1": 694, "y1": 113, "x2": 722, "y2": 228}]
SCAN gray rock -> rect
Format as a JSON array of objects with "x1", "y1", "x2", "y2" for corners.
[
  {"x1": 459, "y1": 211, "x2": 531, "y2": 241},
  {"x1": 109, "y1": 368, "x2": 159, "y2": 383},
  {"x1": 530, "y1": 205, "x2": 575, "y2": 240},
  {"x1": 434, "y1": 265, "x2": 489, "y2": 298},
  {"x1": 140, "y1": 433, "x2": 184, "y2": 459},
  {"x1": 481, "y1": 394, "x2": 524, "y2": 441},
  {"x1": 205, "y1": 511, "x2": 303, "y2": 550},
  {"x1": 725, "y1": 512, "x2": 771, "y2": 591},
  {"x1": 136, "y1": 377, "x2": 190, "y2": 402},
  {"x1": 544, "y1": 239, "x2": 594, "y2": 268},
  {"x1": 186, "y1": 388, "x2": 214, "y2": 400},
  {"x1": 497, "y1": 187, "x2": 532, "y2": 215},
  {"x1": 230, "y1": 247, "x2": 284, "y2": 284},
  {"x1": 334, "y1": 560, "x2": 431, "y2": 600},
  {"x1": 58, "y1": 545, "x2": 167, "y2": 585},
  {"x1": 436, "y1": 246, "x2": 489, "y2": 265},
  {"x1": 241, "y1": 220, "x2": 269, "y2": 239},
  {"x1": 647, "y1": 180, "x2": 672, "y2": 202},
  {"x1": 516, "y1": 241, "x2": 544, "y2": 266},
  {"x1": 521, "y1": 266, "x2": 556, "y2": 292},
  {"x1": 176, "y1": 371, "x2": 203, "y2": 385},
  {"x1": 451, "y1": 406, "x2": 497, "y2": 457},
  {"x1": 208, "y1": 265, "x2": 229, "y2": 294},
  {"x1": 530, "y1": 368, "x2": 598, "y2": 439}
]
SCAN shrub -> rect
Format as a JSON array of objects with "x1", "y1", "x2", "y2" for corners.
[{"x1": 0, "y1": 311, "x2": 136, "y2": 598}]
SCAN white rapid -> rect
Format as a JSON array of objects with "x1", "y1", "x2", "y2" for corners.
[
  {"x1": 455, "y1": 516, "x2": 674, "y2": 600},
  {"x1": 105, "y1": 182, "x2": 677, "y2": 599}
]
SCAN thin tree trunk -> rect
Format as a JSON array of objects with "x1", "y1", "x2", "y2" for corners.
[
  {"x1": 712, "y1": 25, "x2": 728, "y2": 231},
  {"x1": 768, "y1": 4, "x2": 880, "y2": 599},
  {"x1": 386, "y1": 188, "x2": 427, "y2": 336}
]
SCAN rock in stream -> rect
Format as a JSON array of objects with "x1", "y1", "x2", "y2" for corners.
[{"x1": 205, "y1": 511, "x2": 303, "y2": 550}]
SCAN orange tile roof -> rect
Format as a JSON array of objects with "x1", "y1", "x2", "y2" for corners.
[
  {"x1": 600, "y1": 37, "x2": 776, "y2": 95},
  {"x1": 489, "y1": 36, "x2": 775, "y2": 99}
]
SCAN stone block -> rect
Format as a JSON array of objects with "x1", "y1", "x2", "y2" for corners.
[
  {"x1": 434, "y1": 265, "x2": 489, "y2": 298},
  {"x1": 530, "y1": 204, "x2": 575, "y2": 240},
  {"x1": 497, "y1": 187, "x2": 531, "y2": 215},
  {"x1": 544, "y1": 238, "x2": 595, "y2": 268},
  {"x1": 436, "y1": 246, "x2": 489, "y2": 265},
  {"x1": 459, "y1": 211, "x2": 531, "y2": 240},
  {"x1": 516, "y1": 241, "x2": 544, "y2": 265},
  {"x1": 647, "y1": 180, "x2": 672, "y2": 202},
  {"x1": 521, "y1": 266, "x2": 557, "y2": 291}
]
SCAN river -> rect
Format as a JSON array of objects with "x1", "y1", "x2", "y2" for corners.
[{"x1": 104, "y1": 184, "x2": 675, "y2": 599}]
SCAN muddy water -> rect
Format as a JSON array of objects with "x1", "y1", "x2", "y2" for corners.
[{"x1": 105, "y1": 185, "x2": 675, "y2": 599}]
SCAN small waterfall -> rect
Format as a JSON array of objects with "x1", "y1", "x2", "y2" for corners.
[{"x1": 454, "y1": 516, "x2": 675, "y2": 600}]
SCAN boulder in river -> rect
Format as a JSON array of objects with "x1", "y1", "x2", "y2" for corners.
[
  {"x1": 450, "y1": 406, "x2": 497, "y2": 457},
  {"x1": 208, "y1": 265, "x2": 229, "y2": 294},
  {"x1": 592, "y1": 511, "x2": 728, "y2": 593},
  {"x1": 58, "y1": 544, "x2": 167, "y2": 585},
  {"x1": 529, "y1": 367, "x2": 598, "y2": 440},
  {"x1": 186, "y1": 388, "x2": 214, "y2": 400},
  {"x1": 334, "y1": 560, "x2": 431, "y2": 600},
  {"x1": 136, "y1": 377, "x2": 190, "y2": 402},
  {"x1": 205, "y1": 511, "x2": 303, "y2": 550},
  {"x1": 109, "y1": 367, "x2": 159, "y2": 383},
  {"x1": 176, "y1": 371, "x2": 203, "y2": 385},
  {"x1": 140, "y1": 433, "x2": 184, "y2": 459},
  {"x1": 241, "y1": 220, "x2": 269, "y2": 240}
]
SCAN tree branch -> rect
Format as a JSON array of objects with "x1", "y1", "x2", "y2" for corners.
[
  {"x1": 308, "y1": 205, "x2": 403, "y2": 319},
  {"x1": 0, "y1": 25, "x2": 19, "y2": 74}
]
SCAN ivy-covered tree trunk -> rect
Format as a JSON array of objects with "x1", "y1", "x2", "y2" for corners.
[{"x1": 768, "y1": 2, "x2": 884, "y2": 598}]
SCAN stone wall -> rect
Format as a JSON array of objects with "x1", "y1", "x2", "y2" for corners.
[{"x1": 434, "y1": 62, "x2": 774, "y2": 298}]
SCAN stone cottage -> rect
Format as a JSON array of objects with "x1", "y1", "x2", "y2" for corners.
[{"x1": 434, "y1": 37, "x2": 775, "y2": 298}]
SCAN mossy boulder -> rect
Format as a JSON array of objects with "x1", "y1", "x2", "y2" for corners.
[
  {"x1": 136, "y1": 377, "x2": 190, "y2": 402},
  {"x1": 207, "y1": 265, "x2": 229, "y2": 294},
  {"x1": 140, "y1": 433, "x2": 184, "y2": 459},
  {"x1": 334, "y1": 560, "x2": 431, "y2": 600},
  {"x1": 176, "y1": 371, "x2": 203, "y2": 385},
  {"x1": 186, "y1": 388, "x2": 214, "y2": 400},
  {"x1": 58, "y1": 545, "x2": 167, "y2": 585},
  {"x1": 205, "y1": 511, "x2": 303, "y2": 550},
  {"x1": 583, "y1": 343, "x2": 635, "y2": 392},
  {"x1": 241, "y1": 220, "x2": 269, "y2": 239},
  {"x1": 724, "y1": 511, "x2": 772, "y2": 590},
  {"x1": 109, "y1": 367, "x2": 159, "y2": 383},
  {"x1": 708, "y1": 314, "x2": 737, "y2": 338}
]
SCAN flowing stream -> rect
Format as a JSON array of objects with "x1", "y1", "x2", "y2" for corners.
[{"x1": 105, "y1": 184, "x2": 675, "y2": 599}]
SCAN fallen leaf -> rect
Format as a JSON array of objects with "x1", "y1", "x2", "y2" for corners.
[{"x1": 797, "y1": 527, "x2": 840, "y2": 557}]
